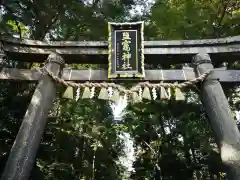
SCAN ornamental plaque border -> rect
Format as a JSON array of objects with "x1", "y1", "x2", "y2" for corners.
[{"x1": 107, "y1": 21, "x2": 145, "y2": 78}]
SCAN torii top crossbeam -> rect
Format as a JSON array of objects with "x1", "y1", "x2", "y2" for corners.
[
  {"x1": 1, "y1": 35, "x2": 240, "y2": 66},
  {"x1": 0, "y1": 35, "x2": 240, "y2": 83}
]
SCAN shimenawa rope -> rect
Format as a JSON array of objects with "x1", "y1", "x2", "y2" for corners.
[{"x1": 40, "y1": 66, "x2": 211, "y2": 95}]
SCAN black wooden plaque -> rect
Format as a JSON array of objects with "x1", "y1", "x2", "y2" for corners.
[{"x1": 108, "y1": 21, "x2": 145, "y2": 78}]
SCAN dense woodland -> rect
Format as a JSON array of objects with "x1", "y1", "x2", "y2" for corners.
[{"x1": 0, "y1": 0, "x2": 240, "y2": 179}]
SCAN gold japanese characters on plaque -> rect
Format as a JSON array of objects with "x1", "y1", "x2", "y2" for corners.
[{"x1": 108, "y1": 21, "x2": 145, "y2": 78}]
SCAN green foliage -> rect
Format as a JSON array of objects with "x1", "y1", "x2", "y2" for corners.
[
  {"x1": 29, "y1": 97, "x2": 126, "y2": 179},
  {"x1": 146, "y1": 0, "x2": 240, "y2": 40},
  {"x1": 6, "y1": 20, "x2": 29, "y2": 38}
]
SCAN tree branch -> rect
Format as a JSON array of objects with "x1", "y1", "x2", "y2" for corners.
[
  {"x1": 40, "y1": 13, "x2": 60, "y2": 40},
  {"x1": 212, "y1": 0, "x2": 230, "y2": 37},
  {"x1": 143, "y1": 141, "x2": 161, "y2": 171},
  {"x1": 217, "y1": 0, "x2": 230, "y2": 28}
]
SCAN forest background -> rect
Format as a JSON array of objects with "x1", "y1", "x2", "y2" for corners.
[{"x1": 0, "y1": 0, "x2": 240, "y2": 179}]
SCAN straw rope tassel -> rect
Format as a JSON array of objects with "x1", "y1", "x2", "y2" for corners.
[
  {"x1": 175, "y1": 70, "x2": 187, "y2": 101},
  {"x1": 62, "y1": 70, "x2": 74, "y2": 99},
  {"x1": 160, "y1": 86, "x2": 169, "y2": 99},
  {"x1": 175, "y1": 87, "x2": 185, "y2": 101},
  {"x1": 82, "y1": 87, "x2": 91, "y2": 99},
  {"x1": 63, "y1": 86, "x2": 74, "y2": 99},
  {"x1": 110, "y1": 90, "x2": 120, "y2": 102},
  {"x1": 142, "y1": 86, "x2": 151, "y2": 100},
  {"x1": 132, "y1": 92, "x2": 141, "y2": 103},
  {"x1": 98, "y1": 88, "x2": 108, "y2": 100}
]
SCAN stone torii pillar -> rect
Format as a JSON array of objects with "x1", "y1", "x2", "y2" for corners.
[
  {"x1": 193, "y1": 53, "x2": 240, "y2": 180},
  {"x1": 1, "y1": 53, "x2": 64, "y2": 180}
]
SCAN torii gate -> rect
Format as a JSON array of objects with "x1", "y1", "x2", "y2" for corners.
[{"x1": 0, "y1": 21, "x2": 240, "y2": 180}]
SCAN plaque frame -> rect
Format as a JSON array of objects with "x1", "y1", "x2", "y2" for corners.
[{"x1": 108, "y1": 21, "x2": 145, "y2": 78}]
